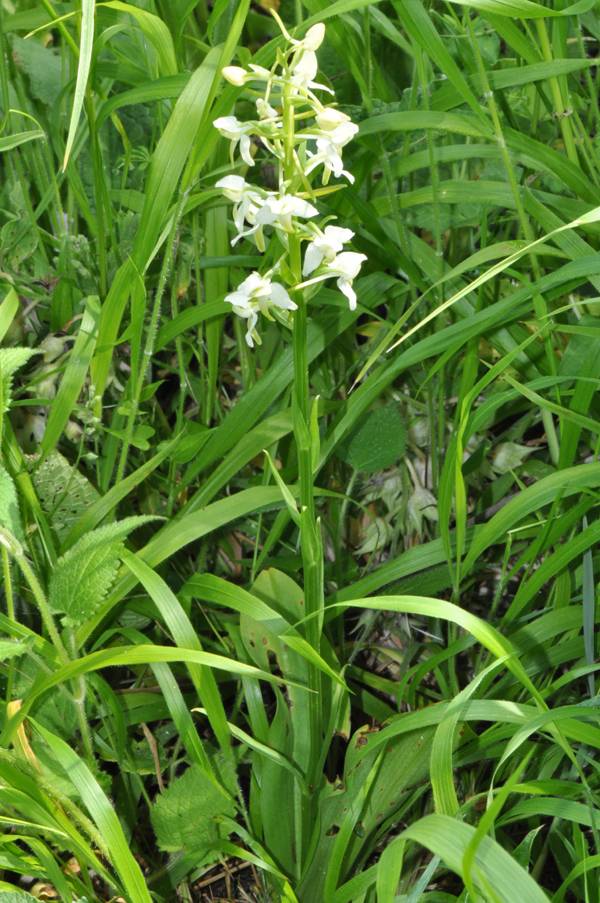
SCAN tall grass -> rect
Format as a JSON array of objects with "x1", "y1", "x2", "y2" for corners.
[{"x1": 0, "y1": 1, "x2": 599, "y2": 900}]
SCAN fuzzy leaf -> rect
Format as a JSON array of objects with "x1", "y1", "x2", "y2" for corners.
[
  {"x1": 150, "y1": 764, "x2": 235, "y2": 853},
  {"x1": 0, "y1": 347, "x2": 37, "y2": 414},
  {"x1": 337, "y1": 405, "x2": 407, "y2": 474},
  {"x1": 0, "y1": 464, "x2": 23, "y2": 542},
  {"x1": 31, "y1": 452, "x2": 100, "y2": 544},
  {"x1": 48, "y1": 516, "x2": 154, "y2": 627}
]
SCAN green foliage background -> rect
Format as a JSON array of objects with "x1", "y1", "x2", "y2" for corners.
[{"x1": 0, "y1": 0, "x2": 600, "y2": 900}]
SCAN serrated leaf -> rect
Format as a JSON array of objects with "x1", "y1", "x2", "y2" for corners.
[
  {"x1": 48, "y1": 516, "x2": 154, "y2": 627},
  {"x1": 31, "y1": 452, "x2": 100, "y2": 543},
  {"x1": 0, "y1": 464, "x2": 23, "y2": 542},
  {"x1": 150, "y1": 764, "x2": 235, "y2": 853},
  {"x1": 0, "y1": 639, "x2": 30, "y2": 661},
  {"x1": 337, "y1": 405, "x2": 407, "y2": 474},
  {"x1": 0, "y1": 347, "x2": 37, "y2": 415}
]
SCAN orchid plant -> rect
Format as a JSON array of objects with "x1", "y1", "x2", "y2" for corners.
[{"x1": 212, "y1": 15, "x2": 365, "y2": 862}]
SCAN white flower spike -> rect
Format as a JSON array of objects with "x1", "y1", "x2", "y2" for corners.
[
  {"x1": 213, "y1": 13, "x2": 367, "y2": 339},
  {"x1": 225, "y1": 272, "x2": 297, "y2": 347}
]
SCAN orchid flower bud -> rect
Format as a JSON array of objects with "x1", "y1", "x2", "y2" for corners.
[
  {"x1": 303, "y1": 23, "x2": 326, "y2": 51},
  {"x1": 222, "y1": 66, "x2": 249, "y2": 86}
]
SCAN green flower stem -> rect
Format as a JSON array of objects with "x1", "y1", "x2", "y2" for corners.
[
  {"x1": 116, "y1": 190, "x2": 187, "y2": 484},
  {"x1": 15, "y1": 552, "x2": 68, "y2": 663},
  {"x1": 284, "y1": 75, "x2": 325, "y2": 864}
]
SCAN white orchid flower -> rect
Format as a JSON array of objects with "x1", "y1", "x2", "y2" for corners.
[
  {"x1": 304, "y1": 113, "x2": 358, "y2": 182},
  {"x1": 226, "y1": 272, "x2": 297, "y2": 347},
  {"x1": 229, "y1": 192, "x2": 318, "y2": 250},
  {"x1": 214, "y1": 14, "x2": 367, "y2": 346},
  {"x1": 323, "y1": 251, "x2": 367, "y2": 310},
  {"x1": 287, "y1": 24, "x2": 332, "y2": 93},
  {"x1": 256, "y1": 98, "x2": 279, "y2": 120},
  {"x1": 256, "y1": 194, "x2": 319, "y2": 233},
  {"x1": 305, "y1": 137, "x2": 354, "y2": 183},
  {"x1": 213, "y1": 115, "x2": 256, "y2": 167},
  {"x1": 290, "y1": 50, "x2": 334, "y2": 93},
  {"x1": 215, "y1": 175, "x2": 264, "y2": 240},
  {"x1": 302, "y1": 225, "x2": 354, "y2": 276}
]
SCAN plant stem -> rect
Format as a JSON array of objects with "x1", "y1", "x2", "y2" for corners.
[{"x1": 283, "y1": 73, "x2": 325, "y2": 867}]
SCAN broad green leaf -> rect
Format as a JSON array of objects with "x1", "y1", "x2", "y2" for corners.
[
  {"x1": 11, "y1": 35, "x2": 62, "y2": 105},
  {"x1": 337, "y1": 405, "x2": 407, "y2": 473},
  {"x1": 0, "y1": 289, "x2": 18, "y2": 343},
  {"x1": 150, "y1": 764, "x2": 235, "y2": 853},
  {"x1": 401, "y1": 814, "x2": 548, "y2": 901}
]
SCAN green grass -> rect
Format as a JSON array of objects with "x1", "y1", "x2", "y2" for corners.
[{"x1": 0, "y1": 0, "x2": 600, "y2": 900}]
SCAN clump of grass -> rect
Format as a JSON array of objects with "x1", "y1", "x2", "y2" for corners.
[{"x1": 0, "y1": 1, "x2": 599, "y2": 901}]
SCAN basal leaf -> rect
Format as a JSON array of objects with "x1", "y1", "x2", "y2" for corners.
[{"x1": 150, "y1": 764, "x2": 235, "y2": 853}]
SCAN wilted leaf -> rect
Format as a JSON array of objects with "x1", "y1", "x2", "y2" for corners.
[
  {"x1": 491, "y1": 442, "x2": 534, "y2": 474},
  {"x1": 408, "y1": 486, "x2": 438, "y2": 534}
]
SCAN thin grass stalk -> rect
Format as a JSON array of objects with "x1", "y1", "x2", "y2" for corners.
[{"x1": 115, "y1": 192, "x2": 187, "y2": 483}]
